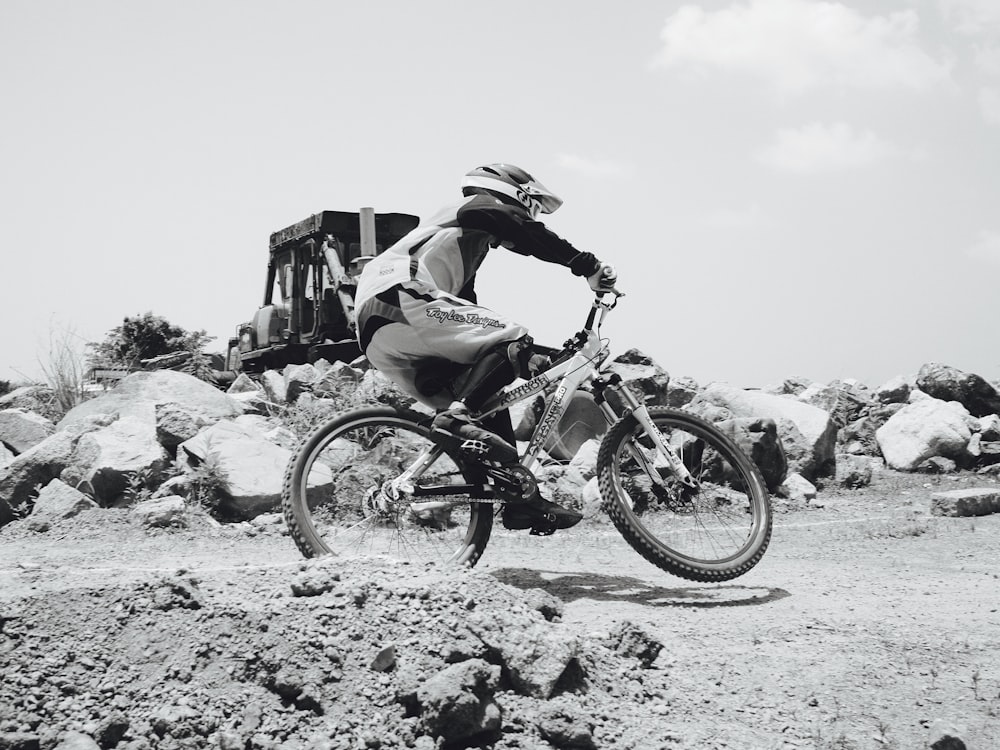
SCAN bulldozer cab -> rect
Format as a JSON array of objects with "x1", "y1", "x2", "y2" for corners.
[{"x1": 234, "y1": 209, "x2": 419, "y2": 373}]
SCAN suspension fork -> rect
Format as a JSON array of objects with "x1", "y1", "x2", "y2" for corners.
[{"x1": 595, "y1": 376, "x2": 700, "y2": 490}]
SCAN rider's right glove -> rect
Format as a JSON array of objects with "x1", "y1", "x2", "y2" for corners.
[{"x1": 587, "y1": 262, "x2": 618, "y2": 292}]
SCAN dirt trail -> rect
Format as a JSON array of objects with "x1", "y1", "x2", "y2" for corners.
[{"x1": 1, "y1": 470, "x2": 998, "y2": 749}]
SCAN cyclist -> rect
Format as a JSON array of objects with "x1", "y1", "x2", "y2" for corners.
[{"x1": 355, "y1": 163, "x2": 618, "y2": 534}]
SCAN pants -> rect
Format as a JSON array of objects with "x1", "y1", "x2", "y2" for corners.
[{"x1": 357, "y1": 281, "x2": 530, "y2": 410}]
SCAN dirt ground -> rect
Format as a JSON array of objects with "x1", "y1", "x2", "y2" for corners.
[{"x1": 1, "y1": 469, "x2": 998, "y2": 749}]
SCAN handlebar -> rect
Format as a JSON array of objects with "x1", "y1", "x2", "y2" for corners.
[{"x1": 584, "y1": 288, "x2": 624, "y2": 330}]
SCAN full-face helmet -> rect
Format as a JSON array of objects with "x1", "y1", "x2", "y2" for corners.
[{"x1": 460, "y1": 163, "x2": 563, "y2": 219}]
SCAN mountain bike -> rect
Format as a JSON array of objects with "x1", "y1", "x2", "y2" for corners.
[{"x1": 281, "y1": 291, "x2": 772, "y2": 582}]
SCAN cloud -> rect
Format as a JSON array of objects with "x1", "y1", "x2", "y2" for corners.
[
  {"x1": 940, "y1": 0, "x2": 1000, "y2": 35},
  {"x1": 654, "y1": 0, "x2": 952, "y2": 94},
  {"x1": 755, "y1": 122, "x2": 903, "y2": 173},
  {"x1": 980, "y1": 87, "x2": 1000, "y2": 123},
  {"x1": 965, "y1": 230, "x2": 1000, "y2": 265},
  {"x1": 975, "y1": 44, "x2": 1000, "y2": 76},
  {"x1": 555, "y1": 154, "x2": 631, "y2": 178}
]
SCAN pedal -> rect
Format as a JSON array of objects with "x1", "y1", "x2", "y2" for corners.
[{"x1": 459, "y1": 439, "x2": 490, "y2": 458}]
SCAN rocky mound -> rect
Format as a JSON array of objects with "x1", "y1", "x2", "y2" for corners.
[{"x1": 0, "y1": 555, "x2": 670, "y2": 750}]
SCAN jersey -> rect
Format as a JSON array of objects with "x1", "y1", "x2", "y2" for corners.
[
  {"x1": 355, "y1": 194, "x2": 599, "y2": 313},
  {"x1": 353, "y1": 193, "x2": 599, "y2": 407}
]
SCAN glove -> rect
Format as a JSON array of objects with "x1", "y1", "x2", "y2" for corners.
[{"x1": 587, "y1": 262, "x2": 618, "y2": 292}]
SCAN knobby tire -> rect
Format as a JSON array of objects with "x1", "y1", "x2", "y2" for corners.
[
  {"x1": 598, "y1": 407, "x2": 772, "y2": 582},
  {"x1": 282, "y1": 406, "x2": 493, "y2": 567}
]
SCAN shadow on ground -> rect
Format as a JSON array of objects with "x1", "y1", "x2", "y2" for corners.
[{"x1": 490, "y1": 567, "x2": 790, "y2": 609}]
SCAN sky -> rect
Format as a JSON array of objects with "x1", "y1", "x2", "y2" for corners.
[{"x1": 2, "y1": 0, "x2": 998, "y2": 390}]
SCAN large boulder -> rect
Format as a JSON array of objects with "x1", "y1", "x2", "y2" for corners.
[
  {"x1": 875, "y1": 375, "x2": 912, "y2": 405},
  {"x1": 58, "y1": 370, "x2": 243, "y2": 432},
  {"x1": 875, "y1": 398, "x2": 976, "y2": 471},
  {"x1": 713, "y1": 418, "x2": 787, "y2": 492},
  {"x1": 0, "y1": 385, "x2": 54, "y2": 416},
  {"x1": 916, "y1": 362, "x2": 1000, "y2": 418},
  {"x1": 24, "y1": 479, "x2": 98, "y2": 532},
  {"x1": 177, "y1": 420, "x2": 329, "y2": 520},
  {"x1": 605, "y1": 349, "x2": 671, "y2": 406},
  {"x1": 415, "y1": 659, "x2": 502, "y2": 746},
  {"x1": 62, "y1": 415, "x2": 169, "y2": 504},
  {"x1": 0, "y1": 408, "x2": 55, "y2": 454},
  {"x1": 688, "y1": 384, "x2": 837, "y2": 480},
  {"x1": 0, "y1": 432, "x2": 79, "y2": 525}
]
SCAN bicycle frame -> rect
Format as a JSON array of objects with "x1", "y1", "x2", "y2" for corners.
[{"x1": 402, "y1": 292, "x2": 698, "y2": 509}]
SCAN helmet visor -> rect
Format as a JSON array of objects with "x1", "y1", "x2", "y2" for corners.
[{"x1": 521, "y1": 178, "x2": 563, "y2": 215}]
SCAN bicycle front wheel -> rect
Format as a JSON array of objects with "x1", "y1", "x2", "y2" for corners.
[
  {"x1": 282, "y1": 406, "x2": 493, "y2": 566},
  {"x1": 598, "y1": 407, "x2": 772, "y2": 582}
]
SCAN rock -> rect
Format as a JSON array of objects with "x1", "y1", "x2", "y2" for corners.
[
  {"x1": 777, "y1": 472, "x2": 817, "y2": 504},
  {"x1": 63, "y1": 416, "x2": 169, "y2": 505},
  {"x1": 356, "y1": 369, "x2": 415, "y2": 410},
  {"x1": 290, "y1": 563, "x2": 342, "y2": 597},
  {"x1": 0, "y1": 385, "x2": 53, "y2": 415},
  {"x1": 537, "y1": 703, "x2": 597, "y2": 750},
  {"x1": 0, "y1": 409, "x2": 55, "y2": 454},
  {"x1": 665, "y1": 374, "x2": 701, "y2": 408},
  {"x1": 796, "y1": 382, "x2": 840, "y2": 416},
  {"x1": 567, "y1": 439, "x2": 600, "y2": 481},
  {"x1": 916, "y1": 362, "x2": 1000, "y2": 418},
  {"x1": 522, "y1": 588, "x2": 564, "y2": 622},
  {"x1": 606, "y1": 349, "x2": 671, "y2": 406},
  {"x1": 148, "y1": 575, "x2": 205, "y2": 611},
  {"x1": 416, "y1": 659, "x2": 502, "y2": 745},
  {"x1": 536, "y1": 465, "x2": 587, "y2": 514},
  {"x1": 154, "y1": 402, "x2": 207, "y2": 452},
  {"x1": 930, "y1": 488, "x2": 1000, "y2": 517},
  {"x1": 604, "y1": 621, "x2": 663, "y2": 668},
  {"x1": 370, "y1": 645, "x2": 396, "y2": 673},
  {"x1": 979, "y1": 414, "x2": 1000, "y2": 441},
  {"x1": 24, "y1": 479, "x2": 98, "y2": 532},
  {"x1": 58, "y1": 370, "x2": 243, "y2": 432},
  {"x1": 313, "y1": 362, "x2": 365, "y2": 399},
  {"x1": 713, "y1": 417, "x2": 787, "y2": 492},
  {"x1": 827, "y1": 379, "x2": 873, "y2": 425},
  {"x1": 874, "y1": 375, "x2": 912, "y2": 404},
  {"x1": 763, "y1": 376, "x2": 812, "y2": 396},
  {"x1": 284, "y1": 363, "x2": 319, "y2": 402},
  {"x1": 53, "y1": 731, "x2": 100, "y2": 750},
  {"x1": 130, "y1": 496, "x2": 187, "y2": 528},
  {"x1": 226, "y1": 373, "x2": 261, "y2": 395},
  {"x1": 467, "y1": 609, "x2": 582, "y2": 699},
  {"x1": 834, "y1": 454, "x2": 872, "y2": 488},
  {"x1": 580, "y1": 477, "x2": 603, "y2": 519},
  {"x1": 690, "y1": 383, "x2": 837, "y2": 479},
  {"x1": 927, "y1": 718, "x2": 967, "y2": 749},
  {"x1": 875, "y1": 398, "x2": 975, "y2": 471},
  {"x1": 0, "y1": 443, "x2": 13, "y2": 471},
  {"x1": 0, "y1": 431, "x2": 79, "y2": 526},
  {"x1": 259, "y1": 370, "x2": 287, "y2": 404},
  {"x1": 918, "y1": 456, "x2": 958, "y2": 474},
  {"x1": 179, "y1": 420, "x2": 328, "y2": 520},
  {"x1": 0, "y1": 731, "x2": 41, "y2": 750}
]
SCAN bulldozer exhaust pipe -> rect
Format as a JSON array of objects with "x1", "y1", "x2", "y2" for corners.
[{"x1": 359, "y1": 207, "x2": 377, "y2": 257}]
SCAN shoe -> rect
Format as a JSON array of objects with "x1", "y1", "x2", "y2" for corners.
[
  {"x1": 431, "y1": 407, "x2": 518, "y2": 464},
  {"x1": 502, "y1": 493, "x2": 583, "y2": 536}
]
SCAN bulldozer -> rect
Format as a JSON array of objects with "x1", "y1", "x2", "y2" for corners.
[{"x1": 227, "y1": 208, "x2": 420, "y2": 373}]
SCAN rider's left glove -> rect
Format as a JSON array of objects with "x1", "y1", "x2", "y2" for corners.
[{"x1": 587, "y1": 262, "x2": 618, "y2": 292}]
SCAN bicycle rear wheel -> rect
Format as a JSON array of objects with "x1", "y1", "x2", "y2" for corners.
[
  {"x1": 598, "y1": 407, "x2": 772, "y2": 582},
  {"x1": 282, "y1": 406, "x2": 493, "y2": 566}
]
